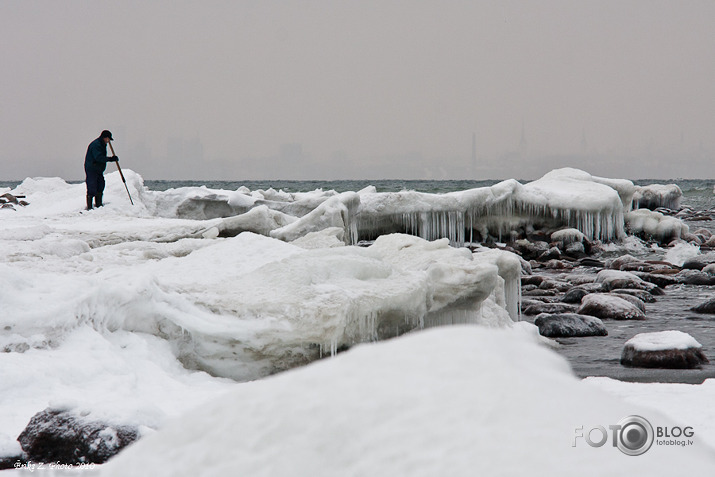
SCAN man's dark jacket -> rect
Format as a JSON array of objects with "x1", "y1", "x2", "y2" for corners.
[{"x1": 84, "y1": 138, "x2": 113, "y2": 174}]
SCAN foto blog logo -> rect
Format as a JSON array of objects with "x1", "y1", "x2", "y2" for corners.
[{"x1": 573, "y1": 415, "x2": 655, "y2": 456}]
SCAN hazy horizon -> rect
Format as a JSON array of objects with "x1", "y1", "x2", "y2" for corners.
[{"x1": 2, "y1": 1, "x2": 714, "y2": 182}]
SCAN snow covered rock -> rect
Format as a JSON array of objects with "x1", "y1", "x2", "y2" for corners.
[
  {"x1": 690, "y1": 298, "x2": 715, "y2": 314},
  {"x1": 577, "y1": 293, "x2": 646, "y2": 320},
  {"x1": 17, "y1": 407, "x2": 139, "y2": 464},
  {"x1": 595, "y1": 269, "x2": 657, "y2": 293},
  {"x1": 633, "y1": 184, "x2": 682, "y2": 210},
  {"x1": 621, "y1": 331, "x2": 709, "y2": 369},
  {"x1": 625, "y1": 209, "x2": 689, "y2": 242},
  {"x1": 533, "y1": 313, "x2": 608, "y2": 337}
]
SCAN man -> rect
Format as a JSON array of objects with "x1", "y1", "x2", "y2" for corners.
[{"x1": 84, "y1": 130, "x2": 119, "y2": 210}]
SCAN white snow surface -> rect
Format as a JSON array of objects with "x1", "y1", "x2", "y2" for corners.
[
  {"x1": 99, "y1": 327, "x2": 715, "y2": 477},
  {"x1": 665, "y1": 242, "x2": 701, "y2": 266},
  {"x1": 4, "y1": 170, "x2": 715, "y2": 475},
  {"x1": 625, "y1": 330, "x2": 703, "y2": 351}
]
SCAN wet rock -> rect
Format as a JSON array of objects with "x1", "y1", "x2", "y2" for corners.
[
  {"x1": 610, "y1": 293, "x2": 646, "y2": 313},
  {"x1": 608, "y1": 254, "x2": 639, "y2": 270},
  {"x1": 522, "y1": 289, "x2": 559, "y2": 297},
  {"x1": 596, "y1": 270, "x2": 659, "y2": 293},
  {"x1": 631, "y1": 271, "x2": 679, "y2": 289},
  {"x1": 561, "y1": 287, "x2": 589, "y2": 304},
  {"x1": 521, "y1": 275, "x2": 546, "y2": 286},
  {"x1": 577, "y1": 293, "x2": 646, "y2": 320},
  {"x1": 542, "y1": 259, "x2": 573, "y2": 270},
  {"x1": 523, "y1": 302, "x2": 578, "y2": 316},
  {"x1": 611, "y1": 289, "x2": 657, "y2": 303},
  {"x1": 690, "y1": 298, "x2": 715, "y2": 314},
  {"x1": 538, "y1": 247, "x2": 562, "y2": 261},
  {"x1": 578, "y1": 257, "x2": 605, "y2": 268},
  {"x1": 17, "y1": 408, "x2": 140, "y2": 464},
  {"x1": 512, "y1": 240, "x2": 550, "y2": 261},
  {"x1": 534, "y1": 313, "x2": 608, "y2": 338},
  {"x1": 621, "y1": 331, "x2": 709, "y2": 369},
  {"x1": 675, "y1": 270, "x2": 715, "y2": 286},
  {"x1": 538, "y1": 280, "x2": 571, "y2": 292},
  {"x1": 682, "y1": 253, "x2": 715, "y2": 271},
  {"x1": 563, "y1": 241, "x2": 586, "y2": 258}
]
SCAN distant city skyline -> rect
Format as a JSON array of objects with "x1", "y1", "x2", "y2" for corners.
[{"x1": 1, "y1": 1, "x2": 713, "y2": 181}]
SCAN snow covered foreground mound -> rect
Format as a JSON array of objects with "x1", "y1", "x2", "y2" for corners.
[{"x1": 100, "y1": 327, "x2": 715, "y2": 477}]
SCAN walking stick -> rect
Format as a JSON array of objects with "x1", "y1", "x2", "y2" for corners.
[{"x1": 108, "y1": 142, "x2": 134, "y2": 205}]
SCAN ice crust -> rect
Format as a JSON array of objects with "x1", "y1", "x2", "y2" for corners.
[{"x1": 625, "y1": 209, "x2": 689, "y2": 242}]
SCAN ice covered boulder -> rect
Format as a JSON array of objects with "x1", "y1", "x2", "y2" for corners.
[
  {"x1": 633, "y1": 184, "x2": 682, "y2": 210},
  {"x1": 681, "y1": 252, "x2": 715, "y2": 271},
  {"x1": 550, "y1": 228, "x2": 585, "y2": 245},
  {"x1": 621, "y1": 331, "x2": 709, "y2": 369},
  {"x1": 690, "y1": 298, "x2": 715, "y2": 314},
  {"x1": 577, "y1": 294, "x2": 646, "y2": 320},
  {"x1": 625, "y1": 209, "x2": 689, "y2": 242},
  {"x1": 533, "y1": 313, "x2": 608, "y2": 337},
  {"x1": 200, "y1": 205, "x2": 297, "y2": 238},
  {"x1": 17, "y1": 407, "x2": 140, "y2": 464}
]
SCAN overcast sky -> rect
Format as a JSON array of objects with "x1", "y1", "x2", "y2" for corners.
[{"x1": 1, "y1": 0, "x2": 714, "y2": 181}]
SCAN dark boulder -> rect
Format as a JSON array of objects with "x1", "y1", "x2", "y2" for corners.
[
  {"x1": 523, "y1": 302, "x2": 578, "y2": 316},
  {"x1": 611, "y1": 289, "x2": 657, "y2": 303},
  {"x1": 534, "y1": 313, "x2": 608, "y2": 338},
  {"x1": 561, "y1": 287, "x2": 589, "y2": 304},
  {"x1": 690, "y1": 298, "x2": 715, "y2": 314},
  {"x1": 621, "y1": 347, "x2": 709, "y2": 369},
  {"x1": 17, "y1": 408, "x2": 140, "y2": 465}
]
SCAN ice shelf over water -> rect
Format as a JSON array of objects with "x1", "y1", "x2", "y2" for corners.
[{"x1": 161, "y1": 167, "x2": 636, "y2": 244}]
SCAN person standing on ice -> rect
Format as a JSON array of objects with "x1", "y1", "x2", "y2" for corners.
[{"x1": 84, "y1": 130, "x2": 119, "y2": 210}]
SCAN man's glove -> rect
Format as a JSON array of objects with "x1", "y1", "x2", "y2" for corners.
[{"x1": 111, "y1": 156, "x2": 119, "y2": 162}]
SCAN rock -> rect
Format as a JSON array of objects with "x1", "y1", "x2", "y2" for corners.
[
  {"x1": 675, "y1": 270, "x2": 715, "y2": 286},
  {"x1": 596, "y1": 270, "x2": 658, "y2": 293},
  {"x1": 577, "y1": 294, "x2": 646, "y2": 320},
  {"x1": 704, "y1": 264, "x2": 715, "y2": 275},
  {"x1": 611, "y1": 289, "x2": 657, "y2": 303},
  {"x1": 608, "y1": 254, "x2": 639, "y2": 270},
  {"x1": 538, "y1": 247, "x2": 562, "y2": 261},
  {"x1": 522, "y1": 289, "x2": 559, "y2": 297},
  {"x1": 578, "y1": 257, "x2": 605, "y2": 268},
  {"x1": 523, "y1": 302, "x2": 578, "y2": 316},
  {"x1": 631, "y1": 271, "x2": 680, "y2": 289},
  {"x1": 17, "y1": 408, "x2": 140, "y2": 464},
  {"x1": 542, "y1": 259, "x2": 573, "y2": 270},
  {"x1": 534, "y1": 313, "x2": 608, "y2": 338},
  {"x1": 561, "y1": 287, "x2": 589, "y2": 304},
  {"x1": 690, "y1": 298, "x2": 715, "y2": 314},
  {"x1": 563, "y1": 241, "x2": 586, "y2": 258},
  {"x1": 521, "y1": 275, "x2": 546, "y2": 286},
  {"x1": 621, "y1": 331, "x2": 709, "y2": 369},
  {"x1": 538, "y1": 280, "x2": 570, "y2": 292},
  {"x1": 609, "y1": 293, "x2": 646, "y2": 313}
]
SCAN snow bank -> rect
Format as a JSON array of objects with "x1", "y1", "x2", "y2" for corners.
[
  {"x1": 633, "y1": 184, "x2": 682, "y2": 210},
  {"x1": 101, "y1": 327, "x2": 715, "y2": 477},
  {"x1": 625, "y1": 331, "x2": 703, "y2": 351},
  {"x1": 625, "y1": 209, "x2": 689, "y2": 242}
]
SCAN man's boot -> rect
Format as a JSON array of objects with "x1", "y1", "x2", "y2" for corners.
[
  {"x1": 86, "y1": 194, "x2": 93, "y2": 210},
  {"x1": 94, "y1": 193, "x2": 103, "y2": 208}
]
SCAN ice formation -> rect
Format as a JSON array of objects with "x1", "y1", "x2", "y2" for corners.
[
  {"x1": 633, "y1": 184, "x2": 682, "y2": 210},
  {"x1": 625, "y1": 209, "x2": 689, "y2": 242}
]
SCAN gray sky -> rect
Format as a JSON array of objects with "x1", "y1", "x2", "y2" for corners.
[{"x1": 1, "y1": 0, "x2": 714, "y2": 181}]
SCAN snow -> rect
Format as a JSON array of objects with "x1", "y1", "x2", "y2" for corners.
[
  {"x1": 3, "y1": 169, "x2": 715, "y2": 475},
  {"x1": 100, "y1": 327, "x2": 715, "y2": 477},
  {"x1": 586, "y1": 377, "x2": 715, "y2": 450},
  {"x1": 625, "y1": 330, "x2": 703, "y2": 351}
]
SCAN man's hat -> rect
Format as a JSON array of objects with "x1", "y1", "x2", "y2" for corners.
[{"x1": 100, "y1": 130, "x2": 114, "y2": 141}]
